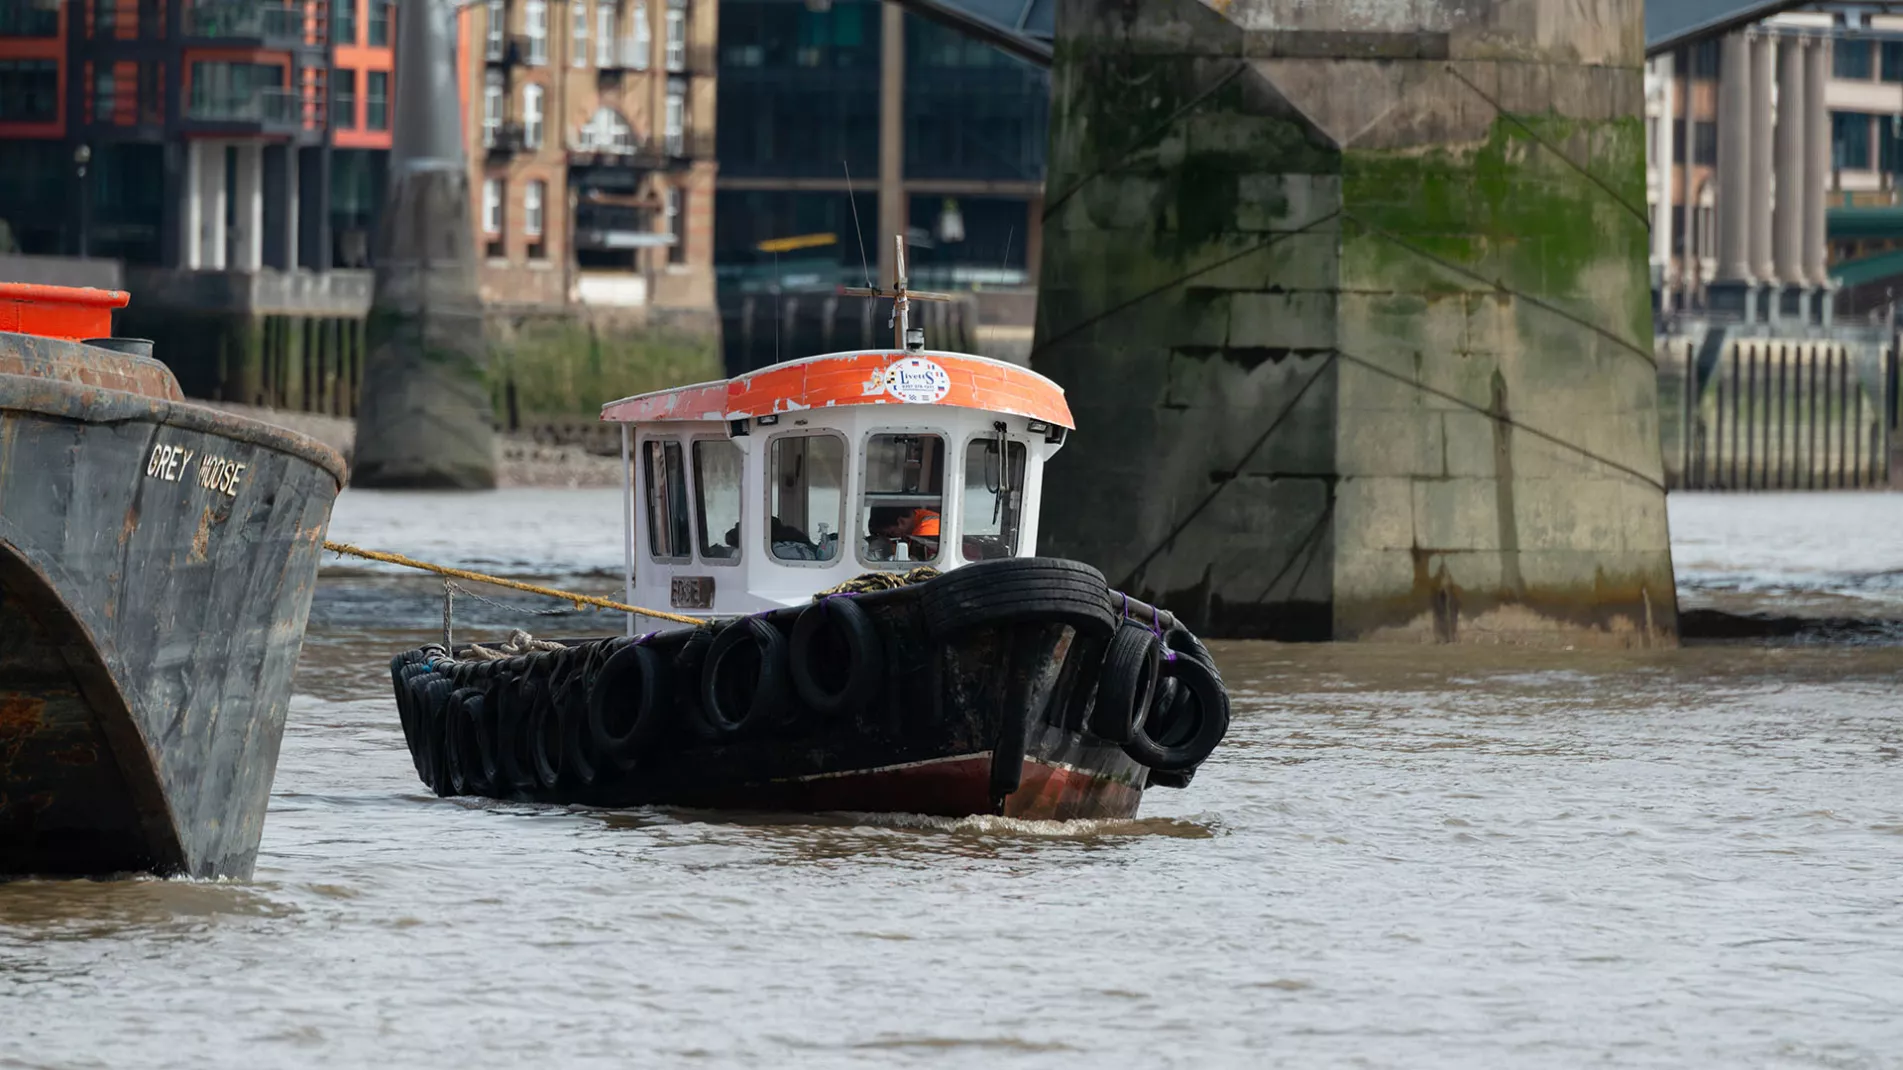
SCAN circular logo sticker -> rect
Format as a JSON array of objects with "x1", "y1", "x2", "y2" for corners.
[{"x1": 881, "y1": 357, "x2": 951, "y2": 405}]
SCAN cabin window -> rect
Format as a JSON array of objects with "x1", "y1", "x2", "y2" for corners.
[
  {"x1": 960, "y1": 437, "x2": 1027, "y2": 561},
  {"x1": 694, "y1": 438, "x2": 744, "y2": 563},
  {"x1": 859, "y1": 432, "x2": 945, "y2": 566},
  {"x1": 767, "y1": 433, "x2": 844, "y2": 563},
  {"x1": 643, "y1": 440, "x2": 691, "y2": 561}
]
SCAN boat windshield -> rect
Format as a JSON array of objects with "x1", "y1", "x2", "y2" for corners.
[
  {"x1": 859, "y1": 432, "x2": 944, "y2": 566},
  {"x1": 767, "y1": 433, "x2": 844, "y2": 562},
  {"x1": 960, "y1": 437, "x2": 1026, "y2": 560}
]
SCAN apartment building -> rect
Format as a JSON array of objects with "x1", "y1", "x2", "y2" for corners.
[{"x1": 469, "y1": 0, "x2": 717, "y2": 315}]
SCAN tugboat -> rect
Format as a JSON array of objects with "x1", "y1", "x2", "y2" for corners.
[
  {"x1": 388, "y1": 242, "x2": 1229, "y2": 818},
  {"x1": 0, "y1": 283, "x2": 346, "y2": 877}
]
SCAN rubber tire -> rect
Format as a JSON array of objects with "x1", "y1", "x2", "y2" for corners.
[
  {"x1": 445, "y1": 687, "x2": 484, "y2": 796},
  {"x1": 698, "y1": 617, "x2": 789, "y2": 740},
  {"x1": 789, "y1": 598, "x2": 885, "y2": 719},
  {"x1": 528, "y1": 683, "x2": 565, "y2": 792},
  {"x1": 1121, "y1": 653, "x2": 1229, "y2": 773},
  {"x1": 558, "y1": 643, "x2": 610, "y2": 787},
  {"x1": 493, "y1": 673, "x2": 538, "y2": 794},
  {"x1": 588, "y1": 642, "x2": 672, "y2": 771},
  {"x1": 1090, "y1": 621, "x2": 1161, "y2": 744},
  {"x1": 920, "y1": 557, "x2": 1115, "y2": 641},
  {"x1": 395, "y1": 660, "x2": 440, "y2": 782},
  {"x1": 417, "y1": 676, "x2": 457, "y2": 795}
]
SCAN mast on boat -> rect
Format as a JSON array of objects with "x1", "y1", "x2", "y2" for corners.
[{"x1": 840, "y1": 235, "x2": 956, "y2": 351}]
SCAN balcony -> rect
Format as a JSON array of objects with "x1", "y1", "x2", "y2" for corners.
[
  {"x1": 184, "y1": 1, "x2": 318, "y2": 47},
  {"x1": 485, "y1": 121, "x2": 527, "y2": 157},
  {"x1": 187, "y1": 88, "x2": 303, "y2": 132},
  {"x1": 486, "y1": 34, "x2": 531, "y2": 67},
  {"x1": 663, "y1": 129, "x2": 715, "y2": 163}
]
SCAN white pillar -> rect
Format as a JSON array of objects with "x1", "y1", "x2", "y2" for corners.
[
  {"x1": 1803, "y1": 33, "x2": 1831, "y2": 295},
  {"x1": 185, "y1": 140, "x2": 204, "y2": 269},
  {"x1": 285, "y1": 149, "x2": 300, "y2": 271},
  {"x1": 1749, "y1": 32, "x2": 1776, "y2": 286},
  {"x1": 1717, "y1": 31, "x2": 1754, "y2": 284},
  {"x1": 1774, "y1": 35, "x2": 1807, "y2": 286},
  {"x1": 234, "y1": 143, "x2": 264, "y2": 271},
  {"x1": 200, "y1": 140, "x2": 228, "y2": 271},
  {"x1": 1654, "y1": 53, "x2": 1676, "y2": 308}
]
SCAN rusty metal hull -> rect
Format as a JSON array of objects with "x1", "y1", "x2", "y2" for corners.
[{"x1": 0, "y1": 334, "x2": 346, "y2": 879}]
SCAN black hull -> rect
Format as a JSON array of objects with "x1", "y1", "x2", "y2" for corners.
[
  {"x1": 0, "y1": 337, "x2": 345, "y2": 878},
  {"x1": 390, "y1": 567, "x2": 1226, "y2": 820}
]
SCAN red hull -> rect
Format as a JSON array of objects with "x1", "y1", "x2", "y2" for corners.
[{"x1": 736, "y1": 754, "x2": 1143, "y2": 820}]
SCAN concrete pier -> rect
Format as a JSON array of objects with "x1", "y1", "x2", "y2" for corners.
[
  {"x1": 1032, "y1": 0, "x2": 1674, "y2": 645},
  {"x1": 352, "y1": 0, "x2": 497, "y2": 489}
]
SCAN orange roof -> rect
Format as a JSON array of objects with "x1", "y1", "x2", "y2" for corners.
[
  {"x1": 0, "y1": 283, "x2": 130, "y2": 342},
  {"x1": 601, "y1": 350, "x2": 1075, "y2": 429}
]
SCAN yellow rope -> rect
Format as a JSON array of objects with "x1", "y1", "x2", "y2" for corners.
[{"x1": 320, "y1": 540, "x2": 706, "y2": 626}]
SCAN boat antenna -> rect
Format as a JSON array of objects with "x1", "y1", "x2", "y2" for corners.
[
  {"x1": 773, "y1": 248, "x2": 782, "y2": 364},
  {"x1": 843, "y1": 159, "x2": 873, "y2": 290},
  {"x1": 839, "y1": 237, "x2": 956, "y2": 352}
]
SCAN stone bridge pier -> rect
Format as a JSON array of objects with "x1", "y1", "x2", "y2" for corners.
[{"x1": 1031, "y1": 0, "x2": 1675, "y2": 645}]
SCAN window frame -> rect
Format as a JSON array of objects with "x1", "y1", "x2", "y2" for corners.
[
  {"x1": 596, "y1": 0, "x2": 616, "y2": 65},
  {"x1": 524, "y1": 179, "x2": 545, "y2": 237},
  {"x1": 855, "y1": 426, "x2": 949, "y2": 569},
  {"x1": 365, "y1": 70, "x2": 390, "y2": 131},
  {"x1": 525, "y1": 0, "x2": 549, "y2": 64},
  {"x1": 522, "y1": 82, "x2": 545, "y2": 147},
  {"x1": 955, "y1": 431, "x2": 1029, "y2": 563},
  {"x1": 631, "y1": 0, "x2": 650, "y2": 69},
  {"x1": 485, "y1": 0, "x2": 506, "y2": 60},
  {"x1": 663, "y1": 5, "x2": 686, "y2": 71},
  {"x1": 691, "y1": 435, "x2": 745, "y2": 566},
  {"x1": 482, "y1": 70, "x2": 504, "y2": 146},
  {"x1": 572, "y1": 0, "x2": 590, "y2": 66},
  {"x1": 762, "y1": 429, "x2": 849, "y2": 568},
  {"x1": 482, "y1": 177, "x2": 505, "y2": 235},
  {"x1": 642, "y1": 436, "x2": 694, "y2": 565}
]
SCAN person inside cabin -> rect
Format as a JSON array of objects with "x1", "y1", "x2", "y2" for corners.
[
  {"x1": 868, "y1": 505, "x2": 940, "y2": 561},
  {"x1": 726, "y1": 518, "x2": 830, "y2": 559}
]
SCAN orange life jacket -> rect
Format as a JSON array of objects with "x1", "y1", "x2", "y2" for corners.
[{"x1": 904, "y1": 508, "x2": 940, "y2": 537}]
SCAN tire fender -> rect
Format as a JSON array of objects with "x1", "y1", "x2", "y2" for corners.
[
  {"x1": 1120, "y1": 652, "x2": 1230, "y2": 773},
  {"x1": 1090, "y1": 621, "x2": 1161, "y2": 744},
  {"x1": 588, "y1": 642, "x2": 672, "y2": 770},
  {"x1": 789, "y1": 597, "x2": 885, "y2": 719},
  {"x1": 698, "y1": 616, "x2": 790, "y2": 740}
]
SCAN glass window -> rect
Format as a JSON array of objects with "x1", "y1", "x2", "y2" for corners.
[
  {"x1": 485, "y1": 0, "x2": 505, "y2": 60},
  {"x1": 93, "y1": 68, "x2": 115, "y2": 123},
  {"x1": 1836, "y1": 111, "x2": 1873, "y2": 171},
  {"x1": 666, "y1": 186, "x2": 686, "y2": 263},
  {"x1": 482, "y1": 70, "x2": 503, "y2": 145},
  {"x1": 524, "y1": 179, "x2": 545, "y2": 236},
  {"x1": 482, "y1": 177, "x2": 504, "y2": 233},
  {"x1": 333, "y1": 68, "x2": 357, "y2": 128},
  {"x1": 366, "y1": 70, "x2": 389, "y2": 130},
  {"x1": 663, "y1": 78, "x2": 684, "y2": 154},
  {"x1": 1836, "y1": 39, "x2": 1874, "y2": 81},
  {"x1": 664, "y1": 4, "x2": 685, "y2": 71},
  {"x1": 597, "y1": 0, "x2": 615, "y2": 65},
  {"x1": 694, "y1": 439, "x2": 744, "y2": 561},
  {"x1": 631, "y1": 0, "x2": 650, "y2": 69},
  {"x1": 0, "y1": 1, "x2": 59, "y2": 35},
  {"x1": 334, "y1": 0, "x2": 357, "y2": 45},
  {"x1": 858, "y1": 433, "x2": 944, "y2": 566},
  {"x1": 0, "y1": 60, "x2": 59, "y2": 122},
  {"x1": 1884, "y1": 42, "x2": 1903, "y2": 83},
  {"x1": 523, "y1": 83, "x2": 544, "y2": 147},
  {"x1": 572, "y1": 0, "x2": 589, "y2": 66},
  {"x1": 525, "y1": 0, "x2": 548, "y2": 63},
  {"x1": 960, "y1": 437, "x2": 1027, "y2": 561},
  {"x1": 368, "y1": 0, "x2": 391, "y2": 46},
  {"x1": 768, "y1": 434, "x2": 844, "y2": 562},
  {"x1": 644, "y1": 440, "x2": 691, "y2": 560}
]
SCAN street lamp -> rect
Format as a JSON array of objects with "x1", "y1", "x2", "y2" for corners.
[{"x1": 74, "y1": 144, "x2": 92, "y2": 259}]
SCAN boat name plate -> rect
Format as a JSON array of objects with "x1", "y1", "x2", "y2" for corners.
[
  {"x1": 670, "y1": 575, "x2": 715, "y2": 609},
  {"x1": 146, "y1": 443, "x2": 247, "y2": 498}
]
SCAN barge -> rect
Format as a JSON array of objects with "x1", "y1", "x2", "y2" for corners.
[
  {"x1": 388, "y1": 247, "x2": 1229, "y2": 818},
  {"x1": 0, "y1": 284, "x2": 345, "y2": 878}
]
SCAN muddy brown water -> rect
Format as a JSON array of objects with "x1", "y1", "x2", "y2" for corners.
[{"x1": 4, "y1": 490, "x2": 1902, "y2": 1067}]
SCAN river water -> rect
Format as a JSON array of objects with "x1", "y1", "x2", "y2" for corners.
[{"x1": 5, "y1": 491, "x2": 1903, "y2": 1068}]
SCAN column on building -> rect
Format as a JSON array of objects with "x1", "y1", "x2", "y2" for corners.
[
  {"x1": 1654, "y1": 53, "x2": 1676, "y2": 312},
  {"x1": 233, "y1": 143, "x2": 264, "y2": 272},
  {"x1": 192, "y1": 140, "x2": 229, "y2": 271},
  {"x1": 1748, "y1": 31, "x2": 1776, "y2": 312},
  {"x1": 1773, "y1": 34, "x2": 1808, "y2": 310},
  {"x1": 1803, "y1": 32, "x2": 1831, "y2": 323},
  {"x1": 1716, "y1": 31, "x2": 1755, "y2": 292}
]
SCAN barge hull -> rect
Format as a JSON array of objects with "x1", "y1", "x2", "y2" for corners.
[{"x1": 0, "y1": 362, "x2": 344, "y2": 878}]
